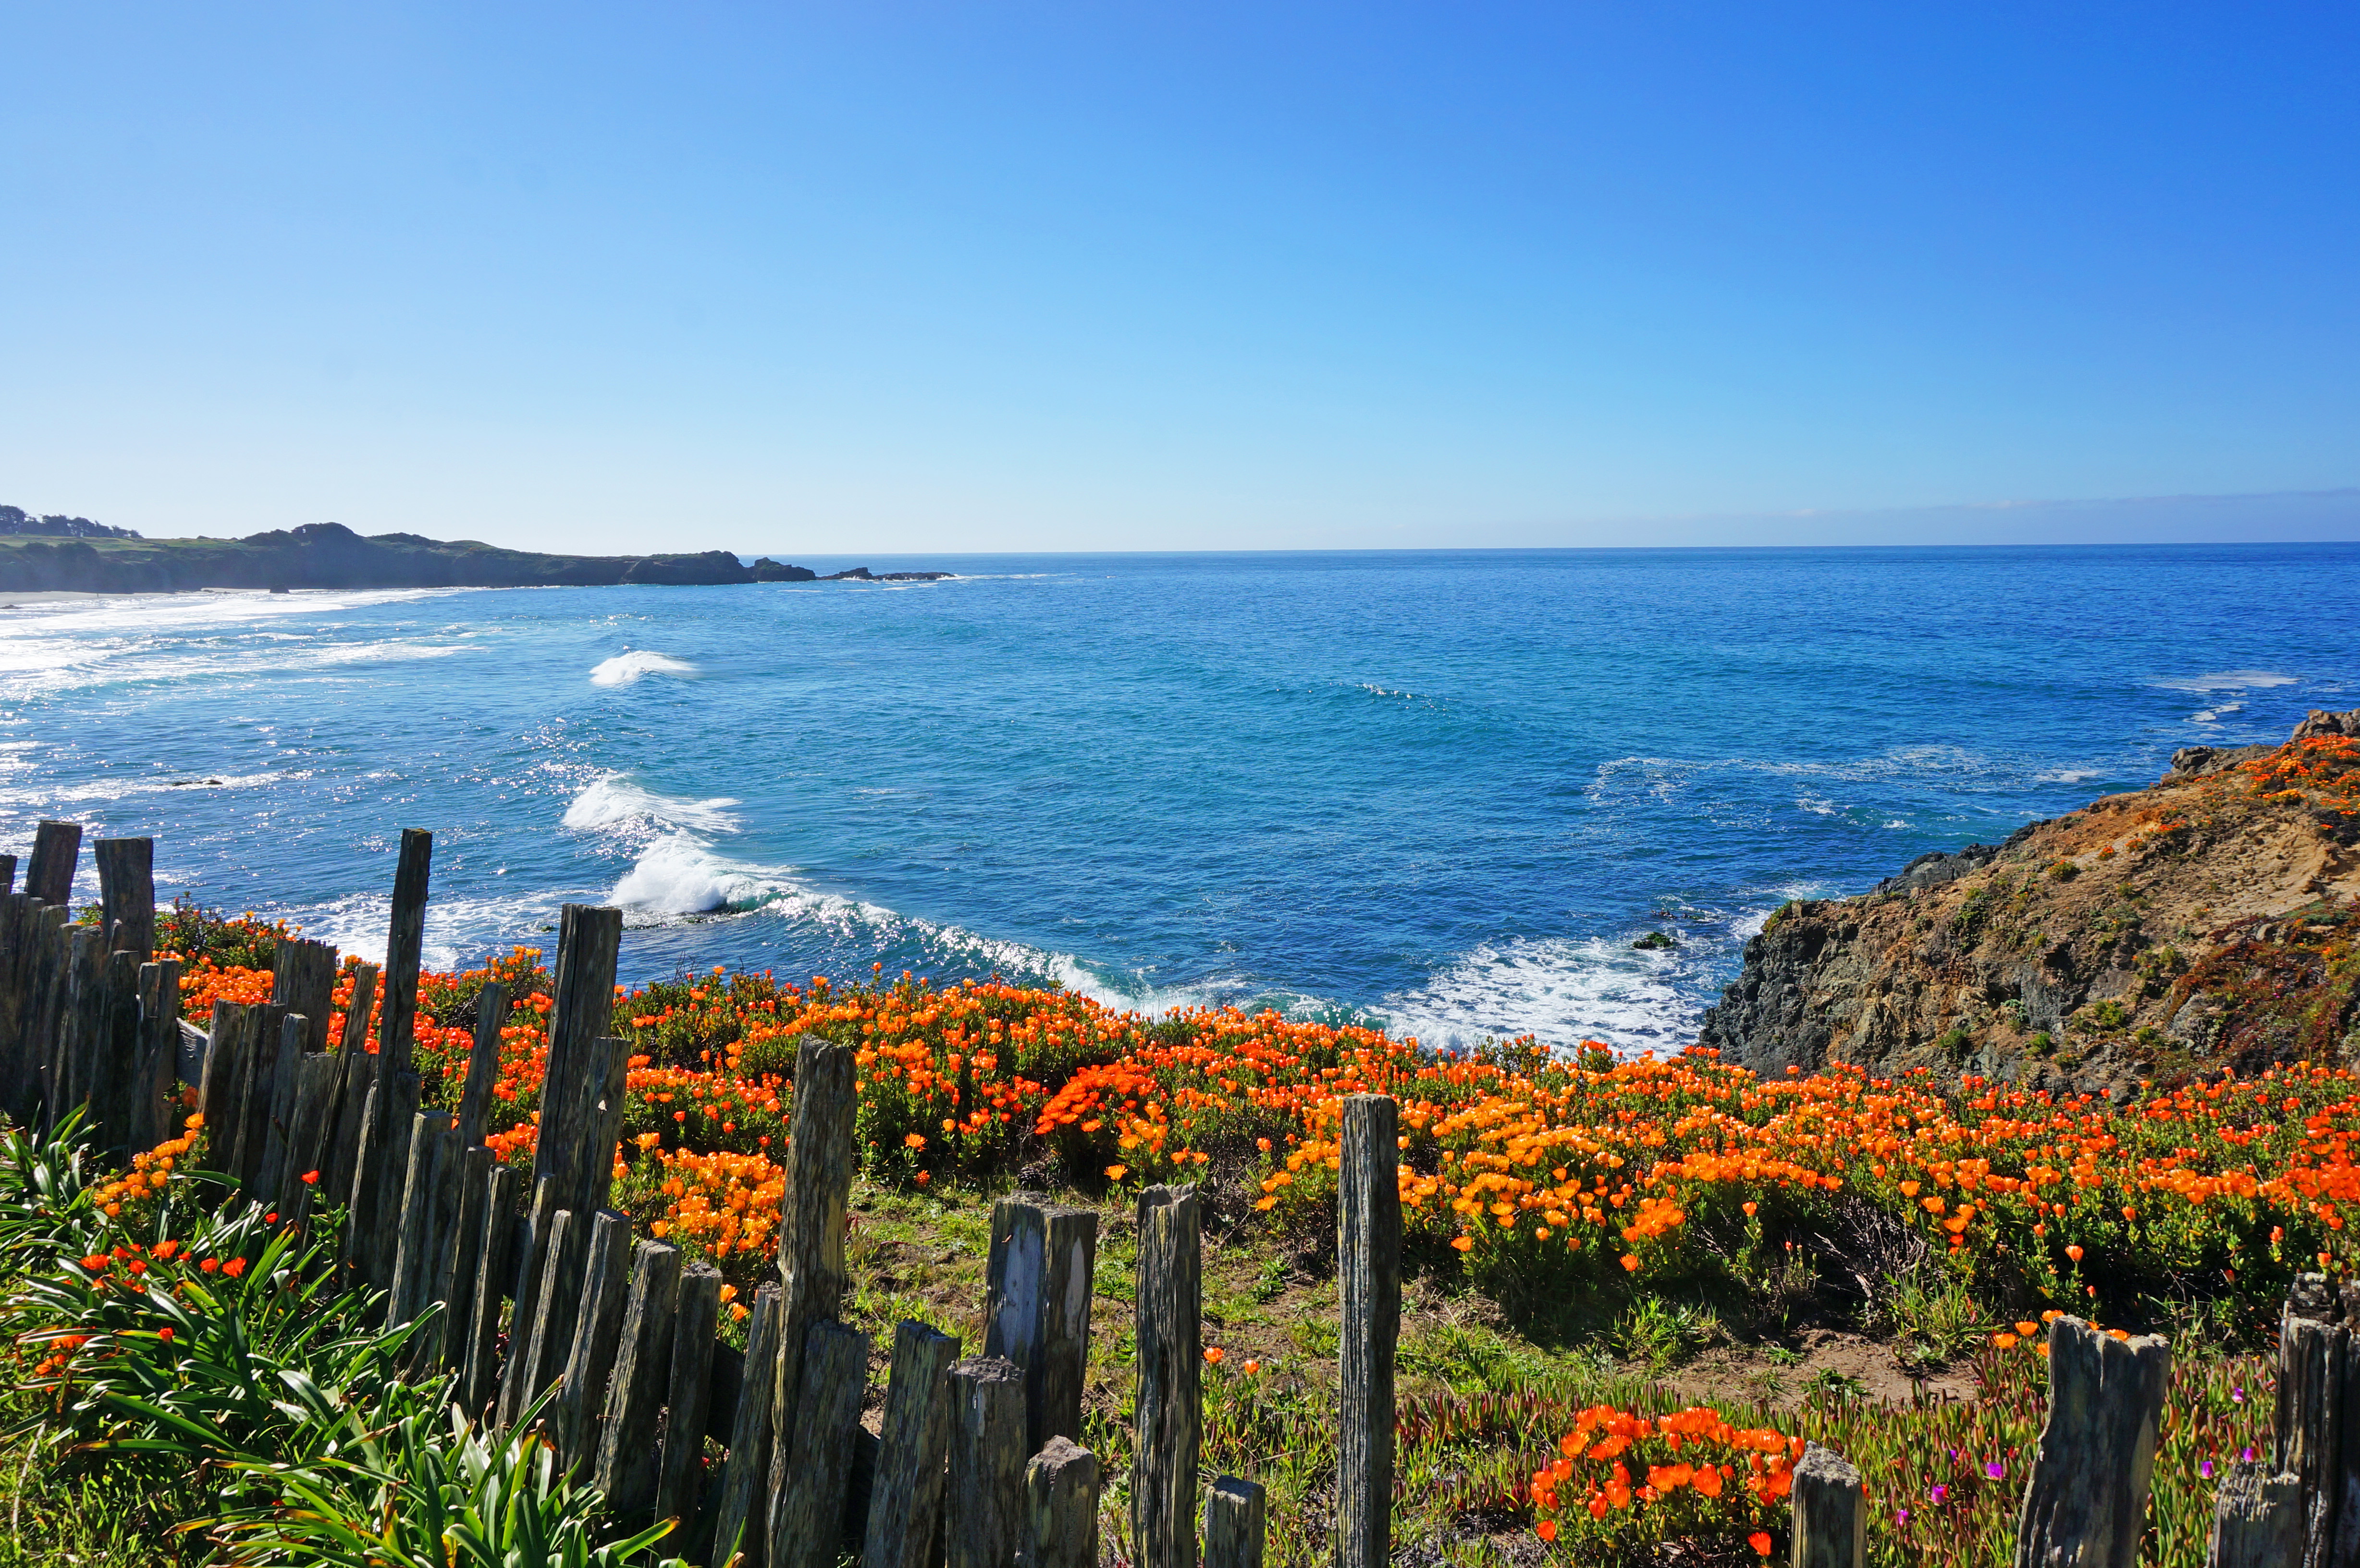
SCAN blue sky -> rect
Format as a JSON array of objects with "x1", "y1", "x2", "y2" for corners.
[{"x1": 2, "y1": 3, "x2": 2355, "y2": 552}]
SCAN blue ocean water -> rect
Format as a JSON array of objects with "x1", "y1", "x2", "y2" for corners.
[{"x1": 3, "y1": 545, "x2": 2354, "y2": 1052}]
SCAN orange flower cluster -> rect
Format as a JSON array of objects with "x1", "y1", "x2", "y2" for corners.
[
  {"x1": 1529, "y1": 1404, "x2": 1797, "y2": 1542},
  {"x1": 632, "y1": 1152, "x2": 778, "y2": 1265},
  {"x1": 92, "y1": 1115, "x2": 202, "y2": 1216},
  {"x1": 2245, "y1": 733, "x2": 2360, "y2": 815},
  {"x1": 176, "y1": 962, "x2": 273, "y2": 1015},
  {"x1": 171, "y1": 925, "x2": 2360, "y2": 1316}
]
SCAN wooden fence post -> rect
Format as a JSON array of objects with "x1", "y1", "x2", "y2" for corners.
[
  {"x1": 376, "y1": 828, "x2": 432, "y2": 1074},
  {"x1": 322, "y1": 964, "x2": 378, "y2": 1206},
  {"x1": 517, "y1": 1207, "x2": 594, "y2": 1423},
  {"x1": 496, "y1": 1176, "x2": 565, "y2": 1428},
  {"x1": 24, "y1": 907, "x2": 68, "y2": 1128},
  {"x1": 2013, "y1": 1315, "x2": 2170, "y2": 1568},
  {"x1": 0, "y1": 894, "x2": 29, "y2": 1120},
  {"x1": 232, "y1": 1002, "x2": 288, "y2": 1194},
  {"x1": 766, "y1": 1039, "x2": 858, "y2": 1523},
  {"x1": 349, "y1": 833, "x2": 429, "y2": 1283},
  {"x1": 25, "y1": 821, "x2": 80, "y2": 907},
  {"x1": 388, "y1": 1110, "x2": 455, "y2": 1330},
  {"x1": 55, "y1": 926, "x2": 105, "y2": 1128},
  {"x1": 93, "y1": 950, "x2": 141, "y2": 1153},
  {"x1": 528, "y1": 905, "x2": 622, "y2": 1217},
  {"x1": 504, "y1": 1202, "x2": 571, "y2": 1425},
  {"x1": 462, "y1": 1162, "x2": 522, "y2": 1417},
  {"x1": 861, "y1": 1320, "x2": 962, "y2": 1568},
  {"x1": 366, "y1": 1070, "x2": 420, "y2": 1288},
  {"x1": 270, "y1": 938, "x2": 338, "y2": 1054},
  {"x1": 984, "y1": 1196, "x2": 1046, "y2": 1387},
  {"x1": 985, "y1": 1197, "x2": 1098, "y2": 1456},
  {"x1": 1203, "y1": 1476, "x2": 1265, "y2": 1568},
  {"x1": 440, "y1": 1144, "x2": 496, "y2": 1373},
  {"x1": 1025, "y1": 1436, "x2": 1098, "y2": 1568},
  {"x1": 130, "y1": 959, "x2": 181, "y2": 1152},
  {"x1": 93, "y1": 837, "x2": 153, "y2": 960},
  {"x1": 594, "y1": 1239, "x2": 684, "y2": 1519},
  {"x1": 553, "y1": 1209, "x2": 636, "y2": 1471},
  {"x1": 2277, "y1": 1281, "x2": 2346, "y2": 1567},
  {"x1": 0, "y1": 854, "x2": 12, "y2": 893},
  {"x1": 1792, "y1": 1443, "x2": 1865, "y2": 1568},
  {"x1": 657, "y1": 1264, "x2": 725, "y2": 1538},
  {"x1": 1133, "y1": 1184, "x2": 1201, "y2": 1568},
  {"x1": 2210, "y1": 1460, "x2": 2303, "y2": 1568},
  {"x1": 708, "y1": 1279, "x2": 784, "y2": 1568},
  {"x1": 947, "y1": 1355, "x2": 1027, "y2": 1568},
  {"x1": 198, "y1": 1002, "x2": 253, "y2": 1175},
  {"x1": 280, "y1": 1049, "x2": 342, "y2": 1230},
  {"x1": 1039, "y1": 1207, "x2": 1097, "y2": 1448},
  {"x1": 1, "y1": 895, "x2": 36, "y2": 1121},
  {"x1": 256, "y1": 1010, "x2": 309, "y2": 1206},
  {"x1": 1338, "y1": 1095, "x2": 1400, "y2": 1568},
  {"x1": 455, "y1": 981, "x2": 510, "y2": 1150},
  {"x1": 342, "y1": 1077, "x2": 386, "y2": 1274},
  {"x1": 769, "y1": 1321, "x2": 873, "y2": 1568}
]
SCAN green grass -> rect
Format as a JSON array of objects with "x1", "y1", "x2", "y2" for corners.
[{"x1": 0, "y1": 1404, "x2": 186, "y2": 1568}]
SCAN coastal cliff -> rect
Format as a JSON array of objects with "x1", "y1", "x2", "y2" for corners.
[
  {"x1": 0, "y1": 518, "x2": 954, "y2": 594},
  {"x1": 1697, "y1": 710, "x2": 2360, "y2": 1094}
]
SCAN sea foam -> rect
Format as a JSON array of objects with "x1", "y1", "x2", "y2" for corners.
[{"x1": 590, "y1": 650, "x2": 697, "y2": 687}]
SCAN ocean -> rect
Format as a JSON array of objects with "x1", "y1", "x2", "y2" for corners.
[{"x1": 3, "y1": 544, "x2": 2354, "y2": 1054}]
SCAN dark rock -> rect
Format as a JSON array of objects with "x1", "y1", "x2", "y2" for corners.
[
  {"x1": 1872, "y1": 843, "x2": 2001, "y2": 897},
  {"x1": 751, "y1": 558, "x2": 818, "y2": 582},
  {"x1": 2165, "y1": 744, "x2": 2272, "y2": 781},
  {"x1": 1633, "y1": 931, "x2": 1677, "y2": 951},
  {"x1": 2294, "y1": 708, "x2": 2360, "y2": 740}
]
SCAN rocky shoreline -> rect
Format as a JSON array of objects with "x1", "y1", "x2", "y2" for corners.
[
  {"x1": 1698, "y1": 709, "x2": 2360, "y2": 1095},
  {"x1": 0, "y1": 521, "x2": 950, "y2": 595}
]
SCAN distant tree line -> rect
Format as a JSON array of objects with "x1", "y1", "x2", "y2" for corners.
[{"x1": 0, "y1": 505, "x2": 140, "y2": 540}]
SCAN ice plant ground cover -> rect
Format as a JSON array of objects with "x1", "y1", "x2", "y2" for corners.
[{"x1": 113, "y1": 905, "x2": 2348, "y2": 1561}]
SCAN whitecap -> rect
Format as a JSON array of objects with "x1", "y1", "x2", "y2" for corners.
[
  {"x1": 561, "y1": 774, "x2": 741, "y2": 837},
  {"x1": 613, "y1": 833, "x2": 775, "y2": 913},
  {"x1": 2153, "y1": 670, "x2": 2300, "y2": 693},
  {"x1": 1378, "y1": 935, "x2": 1703, "y2": 1056},
  {"x1": 590, "y1": 650, "x2": 697, "y2": 687}
]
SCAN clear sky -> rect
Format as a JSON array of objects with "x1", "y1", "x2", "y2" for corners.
[{"x1": 3, "y1": 3, "x2": 2355, "y2": 553}]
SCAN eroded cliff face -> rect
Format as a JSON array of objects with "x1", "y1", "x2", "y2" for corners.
[{"x1": 1696, "y1": 711, "x2": 2360, "y2": 1095}]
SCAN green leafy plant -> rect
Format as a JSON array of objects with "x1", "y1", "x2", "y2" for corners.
[
  {"x1": 202, "y1": 1393, "x2": 687, "y2": 1568},
  {"x1": 14, "y1": 1201, "x2": 419, "y2": 1491},
  {"x1": 1877, "y1": 1272, "x2": 1990, "y2": 1370},
  {"x1": 1611, "y1": 1295, "x2": 1719, "y2": 1370},
  {"x1": 0, "y1": 1106, "x2": 99, "y2": 1262}
]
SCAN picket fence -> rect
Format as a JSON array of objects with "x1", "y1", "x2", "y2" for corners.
[{"x1": 0, "y1": 819, "x2": 2343, "y2": 1568}]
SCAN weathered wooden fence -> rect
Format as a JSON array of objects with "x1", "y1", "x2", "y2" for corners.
[{"x1": 0, "y1": 817, "x2": 2327, "y2": 1568}]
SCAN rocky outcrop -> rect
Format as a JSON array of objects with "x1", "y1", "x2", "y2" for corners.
[
  {"x1": 1697, "y1": 712, "x2": 2360, "y2": 1095},
  {"x1": 0, "y1": 523, "x2": 872, "y2": 594}
]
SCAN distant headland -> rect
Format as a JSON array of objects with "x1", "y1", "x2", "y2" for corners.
[{"x1": 0, "y1": 510, "x2": 949, "y2": 594}]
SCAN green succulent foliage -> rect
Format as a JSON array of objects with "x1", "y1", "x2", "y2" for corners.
[
  {"x1": 205, "y1": 1392, "x2": 686, "y2": 1568},
  {"x1": 12, "y1": 1200, "x2": 420, "y2": 1488},
  {"x1": 0, "y1": 1105, "x2": 100, "y2": 1260}
]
